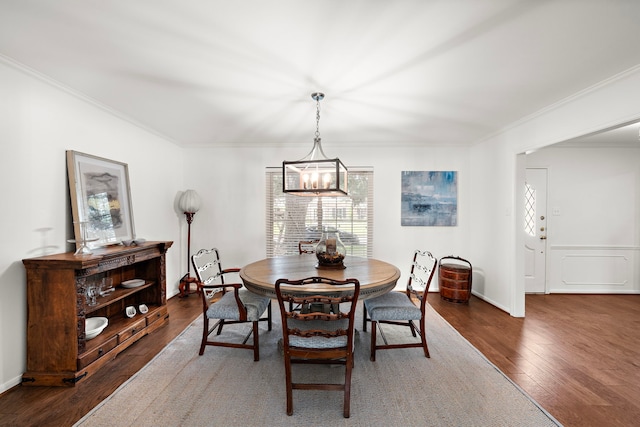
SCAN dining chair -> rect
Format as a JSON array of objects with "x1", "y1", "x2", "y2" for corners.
[
  {"x1": 275, "y1": 276, "x2": 360, "y2": 418},
  {"x1": 287, "y1": 239, "x2": 321, "y2": 312},
  {"x1": 362, "y1": 250, "x2": 437, "y2": 361},
  {"x1": 191, "y1": 248, "x2": 272, "y2": 361},
  {"x1": 298, "y1": 239, "x2": 318, "y2": 254}
]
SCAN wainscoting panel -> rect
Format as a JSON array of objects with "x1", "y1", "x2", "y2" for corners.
[{"x1": 547, "y1": 246, "x2": 640, "y2": 293}]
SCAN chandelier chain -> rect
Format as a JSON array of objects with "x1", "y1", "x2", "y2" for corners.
[{"x1": 315, "y1": 97, "x2": 321, "y2": 139}]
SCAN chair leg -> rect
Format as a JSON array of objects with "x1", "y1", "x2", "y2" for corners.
[
  {"x1": 408, "y1": 320, "x2": 418, "y2": 337},
  {"x1": 253, "y1": 321, "x2": 260, "y2": 361},
  {"x1": 216, "y1": 319, "x2": 225, "y2": 335},
  {"x1": 268, "y1": 301, "x2": 273, "y2": 331},
  {"x1": 420, "y1": 318, "x2": 430, "y2": 358},
  {"x1": 284, "y1": 352, "x2": 293, "y2": 415},
  {"x1": 362, "y1": 306, "x2": 368, "y2": 332},
  {"x1": 199, "y1": 315, "x2": 209, "y2": 356},
  {"x1": 370, "y1": 320, "x2": 377, "y2": 362},
  {"x1": 344, "y1": 353, "x2": 353, "y2": 418}
]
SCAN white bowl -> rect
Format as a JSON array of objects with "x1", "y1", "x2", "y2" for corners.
[
  {"x1": 86, "y1": 317, "x2": 108, "y2": 340},
  {"x1": 125, "y1": 306, "x2": 137, "y2": 318}
]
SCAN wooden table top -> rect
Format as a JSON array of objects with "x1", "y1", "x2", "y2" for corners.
[{"x1": 239, "y1": 255, "x2": 401, "y2": 300}]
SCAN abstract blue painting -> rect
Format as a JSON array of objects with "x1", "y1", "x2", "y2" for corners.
[{"x1": 401, "y1": 171, "x2": 457, "y2": 226}]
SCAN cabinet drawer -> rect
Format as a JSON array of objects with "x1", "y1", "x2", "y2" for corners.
[
  {"x1": 146, "y1": 305, "x2": 168, "y2": 326},
  {"x1": 117, "y1": 318, "x2": 147, "y2": 344},
  {"x1": 77, "y1": 335, "x2": 118, "y2": 369}
]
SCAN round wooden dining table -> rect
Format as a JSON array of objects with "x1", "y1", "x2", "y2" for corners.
[{"x1": 239, "y1": 255, "x2": 401, "y2": 300}]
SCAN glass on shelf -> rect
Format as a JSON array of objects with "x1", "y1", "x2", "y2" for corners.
[
  {"x1": 68, "y1": 220, "x2": 99, "y2": 255},
  {"x1": 85, "y1": 282, "x2": 98, "y2": 306},
  {"x1": 99, "y1": 277, "x2": 115, "y2": 296}
]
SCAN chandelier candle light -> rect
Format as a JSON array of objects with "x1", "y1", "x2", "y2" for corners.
[
  {"x1": 178, "y1": 189, "x2": 202, "y2": 297},
  {"x1": 282, "y1": 92, "x2": 348, "y2": 196}
]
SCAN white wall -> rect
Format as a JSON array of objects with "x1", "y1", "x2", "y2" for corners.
[
  {"x1": 526, "y1": 146, "x2": 640, "y2": 293},
  {"x1": 0, "y1": 60, "x2": 185, "y2": 393},
  {"x1": 467, "y1": 136, "x2": 517, "y2": 312},
  {"x1": 183, "y1": 143, "x2": 471, "y2": 291},
  {"x1": 469, "y1": 65, "x2": 640, "y2": 316}
]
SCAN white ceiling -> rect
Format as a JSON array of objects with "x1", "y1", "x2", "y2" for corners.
[{"x1": 1, "y1": 0, "x2": 640, "y2": 148}]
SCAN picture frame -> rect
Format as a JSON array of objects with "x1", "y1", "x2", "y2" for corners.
[
  {"x1": 66, "y1": 150, "x2": 136, "y2": 250},
  {"x1": 401, "y1": 171, "x2": 458, "y2": 226}
]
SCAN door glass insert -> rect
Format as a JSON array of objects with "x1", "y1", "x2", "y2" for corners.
[{"x1": 524, "y1": 182, "x2": 536, "y2": 237}]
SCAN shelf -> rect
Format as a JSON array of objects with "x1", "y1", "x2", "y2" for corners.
[
  {"x1": 83, "y1": 308, "x2": 150, "y2": 348},
  {"x1": 85, "y1": 281, "x2": 155, "y2": 314}
]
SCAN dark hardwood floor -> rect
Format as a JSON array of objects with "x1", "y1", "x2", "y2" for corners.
[
  {"x1": 0, "y1": 294, "x2": 202, "y2": 427},
  {"x1": 1, "y1": 293, "x2": 638, "y2": 427},
  {"x1": 429, "y1": 293, "x2": 640, "y2": 427}
]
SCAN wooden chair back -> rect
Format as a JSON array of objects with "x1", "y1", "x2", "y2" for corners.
[
  {"x1": 192, "y1": 248, "x2": 237, "y2": 311},
  {"x1": 274, "y1": 276, "x2": 360, "y2": 418},
  {"x1": 406, "y1": 250, "x2": 438, "y2": 311},
  {"x1": 298, "y1": 240, "x2": 319, "y2": 254}
]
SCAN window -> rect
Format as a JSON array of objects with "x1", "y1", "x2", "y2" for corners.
[
  {"x1": 524, "y1": 182, "x2": 536, "y2": 237},
  {"x1": 266, "y1": 168, "x2": 373, "y2": 257}
]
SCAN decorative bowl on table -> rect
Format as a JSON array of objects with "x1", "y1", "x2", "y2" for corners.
[
  {"x1": 85, "y1": 316, "x2": 108, "y2": 340},
  {"x1": 315, "y1": 226, "x2": 347, "y2": 269}
]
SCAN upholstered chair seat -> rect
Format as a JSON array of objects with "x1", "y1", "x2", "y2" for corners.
[
  {"x1": 365, "y1": 292, "x2": 422, "y2": 321},
  {"x1": 206, "y1": 288, "x2": 271, "y2": 321}
]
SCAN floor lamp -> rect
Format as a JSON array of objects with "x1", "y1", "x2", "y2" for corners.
[{"x1": 178, "y1": 189, "x2": 202, "y2": 297}]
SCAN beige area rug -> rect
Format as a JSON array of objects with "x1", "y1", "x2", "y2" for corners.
[{"x1": 74, "y1": 303, "x2": 561, "y2": 427}]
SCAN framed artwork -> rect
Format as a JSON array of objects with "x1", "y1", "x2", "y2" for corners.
[
  {"x1": 66, "y1": 150, "x2": 135, "y2": 250},
  {"x1": 401, "y1": 171, "x2": 457, "y2": 226}
]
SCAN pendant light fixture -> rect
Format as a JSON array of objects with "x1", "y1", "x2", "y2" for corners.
[{"x1": 282, "y1": 92, "x2": 348, "y2": 196}]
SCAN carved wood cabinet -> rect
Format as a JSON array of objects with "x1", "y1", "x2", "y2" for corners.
[{"x1": 22, "y1": 241, "x2": 172, "y2": 386}]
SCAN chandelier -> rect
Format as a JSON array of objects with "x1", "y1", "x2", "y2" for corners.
[{"x1": 282, "y1": 92, "x2": 348, "y2": 196}]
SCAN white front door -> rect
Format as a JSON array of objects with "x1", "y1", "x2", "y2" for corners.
[{"x1": 524, "y1": 168, "x2": 548, "y2": 293}]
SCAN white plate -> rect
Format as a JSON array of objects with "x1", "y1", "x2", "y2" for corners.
[
  {"x1": 67, "y1": 238, "x2": 99, "y2": 243},
  {"x1": 121, "y1": 279, "x2": 145, "y2": 288}
]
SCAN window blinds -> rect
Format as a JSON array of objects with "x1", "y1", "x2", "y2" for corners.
[{"x1": 265, "y1": 168, "x2": 373, "y2": 258}]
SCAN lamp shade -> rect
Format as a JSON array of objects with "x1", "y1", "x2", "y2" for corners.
[{"x1": 179, "y1": 190, "x2": 202, "y2": 213}]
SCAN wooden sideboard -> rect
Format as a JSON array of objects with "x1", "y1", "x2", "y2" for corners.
[{"x1": 22, "y1": 241, "x2": 172, "y2": 386}]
